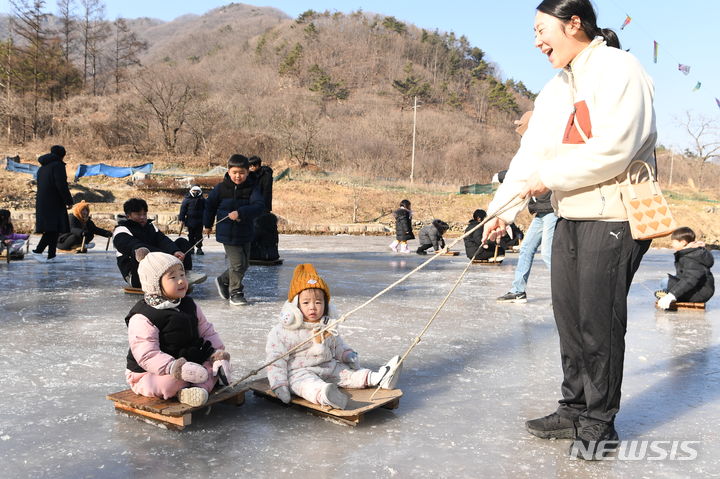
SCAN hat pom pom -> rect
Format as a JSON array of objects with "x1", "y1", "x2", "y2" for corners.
[{"x1": 135, "y1": 247, "x2": 150, "y2": 262}]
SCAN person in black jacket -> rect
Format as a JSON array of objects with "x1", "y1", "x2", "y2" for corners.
[
  {"x1": 248, "y1": 156, "x2": 279, "y2": 261},
  {"x1": 114, "y1": 198, "x2": 201, "y2": 288},
  {"x1": 464, "y1": 209, "x2": 503, "y2": 260},
  {"x1": 656, "y1": 226, "x2": 715, "y2": 309},
  {"x1": 204, "y1": 154, "x2": 265, "y2": 305},
  {"x1": 57, "y1": 201, "x2": 112, "y2": 251},
  {"x1": 178, "y1": 186, "x2": 206, "y2": 255},
  {"x1": 389, "y1": 199, "x2": 414, "y2": 254},
  {"x1": 248, "y1": 156, "x2": 273, "y2": 213},
  {"x1": 32, "y1": 145, "x2": 74, "y2": 262}
]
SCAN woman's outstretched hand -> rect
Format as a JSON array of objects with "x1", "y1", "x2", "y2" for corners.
[{"x1": 482, "y1": 217, "x2": 508, "y2": 244}]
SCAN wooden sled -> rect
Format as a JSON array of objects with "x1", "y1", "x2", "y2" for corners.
[
  {"x1": 249, "y1": 258, "x2": 284, "y2": 266},
  {"x1": 472, "y1": 258, "x2": 504, "y2": 266},
  {"x1": 656, "y1": 301, "x2": 706, "y2": 311},
  {"x1": 248, "y1": 377, "x2": 402, "y2": 426},
  {"x1": 439, "y1": 251, "x2": 459, "y2": 256},
  {"x1": 57, "y1": 247, "x2": 87, "y2": 254},
  {"x1": 107, "y1": 387, "x2": 247, "y2": 430}
]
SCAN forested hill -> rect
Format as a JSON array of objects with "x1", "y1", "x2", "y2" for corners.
[{"x1": 0, "y1": 3, "x2": 535, "y2": 184}]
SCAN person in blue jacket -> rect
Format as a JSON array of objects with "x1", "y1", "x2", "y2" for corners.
[{"x1": 204, "y1": 154, "x2": 265, "y2": 306}]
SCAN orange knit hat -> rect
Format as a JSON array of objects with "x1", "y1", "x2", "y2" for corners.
[
  {"x1": 287, "y1": 263, "x2": 330, "y2": 303},
  {"x1": 72, "y1": 201, "x2": 90, "y2": 222}
]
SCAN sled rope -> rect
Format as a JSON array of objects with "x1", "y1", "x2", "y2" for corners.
[
  {"x1": 215, "y1": 195, "x2": 524, "y2": 395},
  {"x1": 369, "y1": 236, "x2": 486, "y2": 400},
  {"x1": 182, "y1": 214, "x2": 230, "y2": 255}
]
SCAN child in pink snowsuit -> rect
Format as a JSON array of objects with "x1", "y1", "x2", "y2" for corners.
[
  {"x1": 124, "y1": 248, "x2": 231, "y2": 407},
  {"x1": 265, "y1": 263, "x2": 401, "y2": 410}
]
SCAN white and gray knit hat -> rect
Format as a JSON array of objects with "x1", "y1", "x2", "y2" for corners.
[{"x1": 135, "y1": 247, "x2": 183, "y2": 296}]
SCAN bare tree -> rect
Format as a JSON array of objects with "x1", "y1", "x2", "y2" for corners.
[
  {"x1": 79, "y1": 0, "x2": 107, "y2": 93},
  {"x1": 10, "y1": 0, "x2": 49, "y2": 139},
  {"x1": 680, "y1": 111, "x2": 720, "y2": 188},
  {"x1": 112, "y1": 18, "x2": 147, "y2": 94},
  {"x1": 132, "y1": 65, "x2": 206, "y2": 153},
  {"x1": 56, "y1": 0, "x2": 75, "y2": 98}
]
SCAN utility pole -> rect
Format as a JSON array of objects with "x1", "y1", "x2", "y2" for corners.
[{"x1": 410, "y1": 96, "x2": 418, "y2": 183}]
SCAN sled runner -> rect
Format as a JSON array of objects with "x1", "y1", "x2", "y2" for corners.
[
  {"x1": 472, "y1": 258, "x2": 504, "y2": 266},
  {"x1": 248, "y1": 377, "x2": 402, "y2": 426},
  {"x1": 57, "y1": 247, "x2": 86, "y2": 254},
  {"x1": 249, "y1": 258, "x2": 284, "y2": 266},
  {"x1": 107, "y1": 387, "x2": 247, "y2": 430},
  {"x1": 439, "y1": 251, "x2": 459, "y2": 256},
  {"x1": 123, "y1": 287, "x2": 144, "y2": 295},
  {"x1": 656, "y1": 301, "x2": 706, "y2": 311}
]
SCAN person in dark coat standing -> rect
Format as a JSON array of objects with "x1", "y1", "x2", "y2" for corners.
[
  {"x1": 464, "y1": 209, "x2": 503, "y2": 260},
  {"x1": 57, "y1": 201, "x2": 112, "y2": 251},
  {"x1": 248, "y1": 156, "x2": 279, "y2": 261},
  {"x1": 204, "y1": 154, "x2": 265, "y2": 305},
  {"x1": 32, "y1": 145, "x2": 74, "y2": 262},
  {"x1": 389, "y1": 199, "x2": 414, "y2": 253},
  {"x1": 178, "y1": 186, "x2": 206, "y2": 255},
  {"x1": 656, "y1": 226, "x2": 715, "y2": 308}
]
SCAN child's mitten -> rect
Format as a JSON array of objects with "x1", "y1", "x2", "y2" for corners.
[
  {"x1": 346, "y1": 351, "x2": 360, "y2": 369},
  {"x1": 170, "y1": 358, "x2": 209, "y2": 384},
  {"x1": 210, "y1": 350, "x2": 230, "y2": 362},
  {"x1": 657, "y1": 293, "x2": 676, "y2": 310}
]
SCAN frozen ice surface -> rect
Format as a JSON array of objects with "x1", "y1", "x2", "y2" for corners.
[{"x1": 1, "y1": 234, "x2": 719, "y2": 478}]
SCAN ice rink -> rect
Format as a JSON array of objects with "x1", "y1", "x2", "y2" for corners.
[{"x1": 1, "y1": 234, "x2": 718, "y2": 478}]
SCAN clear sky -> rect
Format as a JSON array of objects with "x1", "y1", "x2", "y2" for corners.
[{"x1": 2, "y1": 0, "x2": 717, "y2": 152}]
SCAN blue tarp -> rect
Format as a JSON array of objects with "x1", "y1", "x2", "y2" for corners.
[
  {"x1": 74, "y1": 162, "x2": 153, "y2": 181},
  {"x1": 4, "y1": 156, "x2": 39, "y2": 178}
]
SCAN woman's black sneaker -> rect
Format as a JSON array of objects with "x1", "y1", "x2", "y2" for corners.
[{"x1": 525, "y1": 412, "x2": 579, "y2": 439}]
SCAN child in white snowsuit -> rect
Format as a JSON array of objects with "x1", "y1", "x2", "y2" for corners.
[
  {"x1": 124, "y1": 248, "x2": 231, "y2": 407},
  {"x1": 265, "y1": 263, "x2": 401, "y2": 410}
]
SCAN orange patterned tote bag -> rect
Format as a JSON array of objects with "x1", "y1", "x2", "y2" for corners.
[{"x1": 620, "y1": 160, "x2": 677, "y2": 240}]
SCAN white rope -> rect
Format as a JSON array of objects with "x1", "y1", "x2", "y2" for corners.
[{"x1": 214, "y1": 195, "x2": 524, "y2": 396}]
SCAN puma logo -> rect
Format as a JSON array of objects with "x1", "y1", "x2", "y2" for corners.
[{"x1": 609, "y1": 231, "x2": 621, "y2": 239}]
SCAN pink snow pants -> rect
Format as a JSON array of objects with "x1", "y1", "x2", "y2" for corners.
[
  {"x1": 290, "y1": 363, "x2": 370, "y2": 405},
  {"x1": 125, "y1": 361, "x2": 217, "y2": 400}
]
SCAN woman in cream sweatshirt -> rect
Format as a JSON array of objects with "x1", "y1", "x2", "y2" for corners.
[{"x1": 483, "y1": 0, "x2": 656, "y2": 460}]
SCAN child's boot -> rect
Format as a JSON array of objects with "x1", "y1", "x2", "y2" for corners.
[
  {"x1": 319, "y1": 383, "x2": 348, "y2": 410},
  {"x1": 399, "y1": 242, "x2": 410, "y2": 254},
  {"x1": 388, "y1": 240, "x2": 399, "y2": 252},
  {"x1": 177, "y1": 387, "x2": 209, "y2": 407},
  {"x1": 368, "y1": 355, "x2": 403, "y2": 389}
]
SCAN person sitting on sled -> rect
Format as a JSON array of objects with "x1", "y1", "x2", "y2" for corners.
[
  {"x1": 124, "y1": 248, "x2": 231, "y2": 406},
  {"x1": 265, "y1": 263, "x2": 402, "y2": 410}
]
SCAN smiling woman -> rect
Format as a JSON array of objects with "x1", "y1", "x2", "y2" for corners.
[{"x1": 481, "y1": 0, "x2": 657, "y2": 461}]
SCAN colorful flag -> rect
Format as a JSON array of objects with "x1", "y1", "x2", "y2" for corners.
[
  {"x1": 678, "y1": 64, "x2": 691, "y2": 75},
  {"x1": 693, "y1": 82, "x2": 701, "y2": 92},
  {"x1": 716, "y1": 98, "x2": 720, "y2": 110},
  {"x1": 621, "y1": 15, "x2": 632, "y2": 30},
  {"x1": 653, "y1": 41, "x2": 658, "y2": 63}
]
